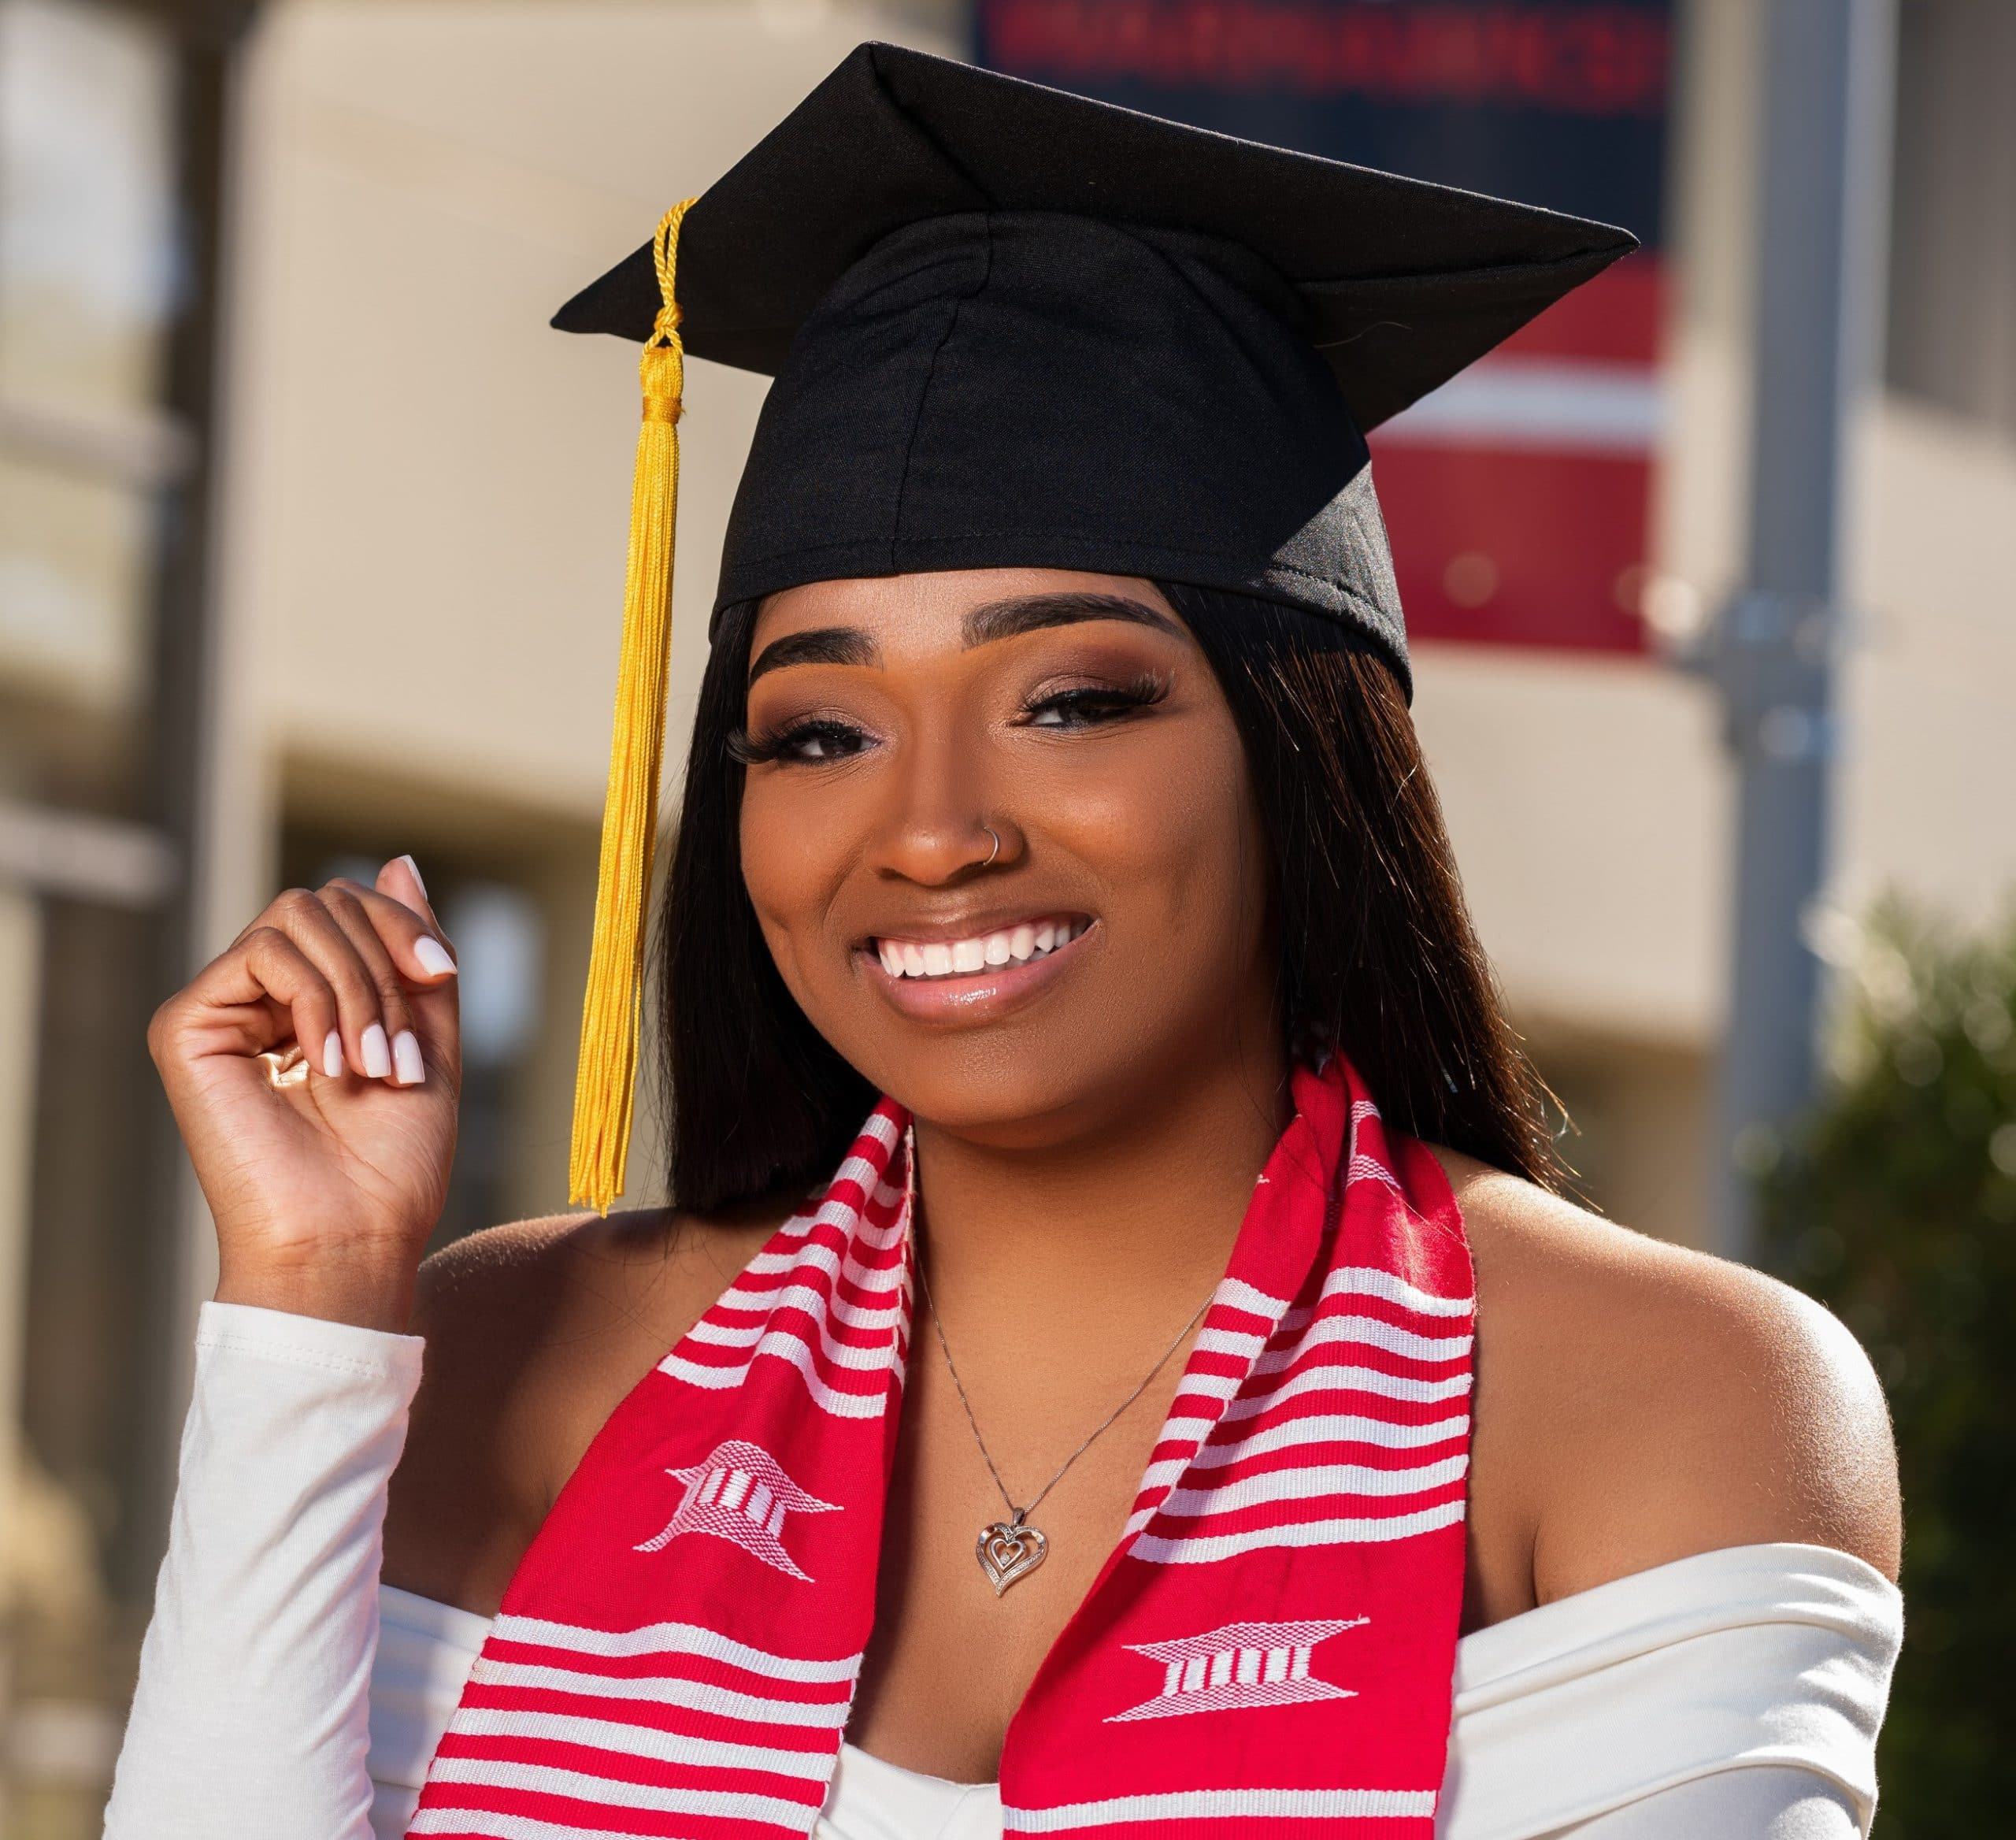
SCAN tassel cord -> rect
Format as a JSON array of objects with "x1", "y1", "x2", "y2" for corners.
[{"x1": 569, "y1": 199, "x2": 697, "y2": 1212}]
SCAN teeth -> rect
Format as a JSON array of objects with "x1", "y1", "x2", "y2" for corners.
[{"x1": 876, "y1": 919, "x2": 1085, "y2": 981}]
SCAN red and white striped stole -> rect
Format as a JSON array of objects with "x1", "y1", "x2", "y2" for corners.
[{"x1": 408, "y1": 1057, "x2": 1475, "y2": 1839}]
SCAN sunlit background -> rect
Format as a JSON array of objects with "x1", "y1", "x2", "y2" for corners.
[{"x1": 1, "y1": 1, "x2": 2011, "y2": 1832}]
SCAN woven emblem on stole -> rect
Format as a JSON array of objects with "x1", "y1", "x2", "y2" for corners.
[
  {"x1": 633, "y1": 1437, "x2": 840, "y2": 1581},
  {"x1": 1106, "y1": 1617, "x2": 1369, "y2": 1721}
]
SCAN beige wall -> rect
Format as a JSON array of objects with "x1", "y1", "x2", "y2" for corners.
[
  {"x1": 1411, "y1": 651, "x2": 1730, "y2": 1048},
  {"x1": 1846, "y1": 399, "x2": 2016, "y2": 926},
  {"x1": 224, "y1": 0, "x2": 958, "y2": 828}
]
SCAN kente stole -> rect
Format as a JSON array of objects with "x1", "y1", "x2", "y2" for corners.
[{"x1": 409, "y1": 1058, "x2": 1475, "y2": 1838}]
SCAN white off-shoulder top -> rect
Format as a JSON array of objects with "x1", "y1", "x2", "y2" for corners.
[{"x1": 104, "y1": 1304, "x2": 1903, "y2": 1840}]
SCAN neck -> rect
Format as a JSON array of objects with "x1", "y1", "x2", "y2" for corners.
[{"x1": 909, "y1": 1039, "x2": 1294, "y2": 1326}]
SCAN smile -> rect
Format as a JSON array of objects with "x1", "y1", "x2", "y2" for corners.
[{"x1": 873, "y1": 916, "x2": 1091, "y2": 981}]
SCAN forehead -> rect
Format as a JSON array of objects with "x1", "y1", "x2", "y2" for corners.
[{"x1": 750, "y1": 569, "x2": 1180, "y2": 655}]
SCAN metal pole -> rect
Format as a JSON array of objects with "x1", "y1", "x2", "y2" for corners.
[{"x1": 1710, "y1": 0, "x2": 1896, "y2": 1259}]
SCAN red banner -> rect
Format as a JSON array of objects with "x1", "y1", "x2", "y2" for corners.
[{"x1": 979, "y1": 0, "x2": 1675, "y2": 658}]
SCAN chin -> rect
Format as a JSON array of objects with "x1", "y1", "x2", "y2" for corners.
[{"x1": 834, "y1": 1003, "x2": 1185, "y2": 1150}]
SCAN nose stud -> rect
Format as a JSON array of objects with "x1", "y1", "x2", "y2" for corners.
[{"x1": 982, "y1": 825, "x2": 1002, "y2": 869}]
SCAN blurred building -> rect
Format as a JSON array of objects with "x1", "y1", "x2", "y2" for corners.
[{"x1": 0, "y1": 0, "x2": 2010, "y2": 1829}]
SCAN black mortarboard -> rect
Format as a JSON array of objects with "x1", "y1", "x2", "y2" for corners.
[
  {"x1": 556, "y1": 40, "x2": 1635, "y2": 681},
  {"x1": 555, "y1": 42, "x2": 1633, "y2": 1210}
]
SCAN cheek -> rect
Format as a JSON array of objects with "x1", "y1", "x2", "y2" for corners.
[
  {"x1": 1047, "y1": 715, "x2": 1262, "y2": 951},
  {"x1": 737, "y1": 779, "x2": 856, "y2": 989}
]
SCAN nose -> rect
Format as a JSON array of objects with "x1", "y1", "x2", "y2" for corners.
[
  {"x1": 873, "y1": 811, "x2": 1018, "y2": 885},
  {"x1": 865, "y1": 730, "x2": 1020, "y2": 886}
]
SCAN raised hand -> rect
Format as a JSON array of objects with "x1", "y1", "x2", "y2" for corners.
[{"x1": 148, "y1": 855, "x2": 461, "y2": 1330}]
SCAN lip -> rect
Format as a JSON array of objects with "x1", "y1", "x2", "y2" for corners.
[
  {"x1": 865, "y1": 909, "x2": 1089, "y2": 950},
  {"x1": 858, "y1": 914, "x2": 1098, "y2": 1023}
]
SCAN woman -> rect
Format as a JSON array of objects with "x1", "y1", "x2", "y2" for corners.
[{"x1": 108, "y1": 43, "x2": 1900, "y2": 1840}]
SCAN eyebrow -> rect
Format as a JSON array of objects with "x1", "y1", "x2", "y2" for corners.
[
  {"x1": 746, "y1": 626, "x2": 879, "y2": 684},
  {"x1": 960, "y1": 592, "x2": 1182, "y2": 646},
  {"x1": 747, "y1": 592, "x2": 1179, "y2": 684}
]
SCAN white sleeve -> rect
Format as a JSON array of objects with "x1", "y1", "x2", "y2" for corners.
[
  {"x1": 1559, "y1": 1767, "x2": 1861, "y2": 1837},
  {"x1": 102, "y1": 1300, "x2": 424, "y2": 1840},
  {"x1": 1438, "y1": 1545, "x2": 1902, "y2": 1840}
]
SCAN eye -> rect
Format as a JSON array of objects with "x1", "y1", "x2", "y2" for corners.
[
  {"x1": 1021, "y1": 673, "x2": 1168, "y2": 730},
  {"x1": 730, "y1": 718, "x2": 873, "y2": 766}
]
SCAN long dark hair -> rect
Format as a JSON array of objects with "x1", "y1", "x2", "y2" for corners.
[{"x1": 657, "y1": 581, "x2": 1561, "y2": 1213}]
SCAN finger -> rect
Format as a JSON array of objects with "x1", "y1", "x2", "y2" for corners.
[
  {"x1": 317, "y1": 884, "x2": 428, "y2": 1086},
  {"x1": 259, "y1": 888, "x2": 402, "y2": 1084},
  {"x1": 159, "y1": 912, "x2": 341, "y2": 1074},
  {"x1": 378, "y1": 854, "x2": 443, "y2": 937},
  {"x1": 368, "y1": 858, "x2": 462, "y2": 1085},
  {"x1": 235, "y1": 928, "x2": 343, "y2": 1079},
  {"x1": 330, "y1": 868, "x2": 458, "y2": 986}
]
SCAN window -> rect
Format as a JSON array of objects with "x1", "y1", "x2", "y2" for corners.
[{"x1": 0, "y1": 0, "x2": 180, "y2": 735}]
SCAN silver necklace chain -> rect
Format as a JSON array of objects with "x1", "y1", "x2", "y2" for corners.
[{"x1": 914, "y1": 1247, "x2": 1213, "y2": 1528}]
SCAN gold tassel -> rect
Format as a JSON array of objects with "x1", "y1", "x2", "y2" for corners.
[{"x1": 569, "y1": 199, "x2": 699, "y2": 1212}]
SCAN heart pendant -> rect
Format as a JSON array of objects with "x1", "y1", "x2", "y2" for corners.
[{"x1": 976, "y1": 1518, "x2": 1049, "y2": 1597}]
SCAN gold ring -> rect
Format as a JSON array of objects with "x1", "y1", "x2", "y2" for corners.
[{"x1": 259, "y1": 1043, "x2": 309, "y2": 1089}]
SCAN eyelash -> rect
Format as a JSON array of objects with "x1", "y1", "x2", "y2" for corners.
[
  {"x1": 728, "y1": 718, "x2": 862, "y2": 766},
  {"x1": 730, "y1": 673, "x2": 1169, "y2": 766},
  {"x1": 1021, "y1": 673, "x2": 1168, "y2": 729}
]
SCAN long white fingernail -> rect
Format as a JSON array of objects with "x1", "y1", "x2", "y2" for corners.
[
  {"x1": 322, "y1": 1030, "x2": 344, "y2": 1079},
  {"x1": 395, "y1": 853, "x2": 428, "y2": 900},
  {"x1": 361, "y1": 1023, "x2": 392, "y2": 1080},
  {"x1": 392, "y1": 1029, "x2": 425, "y2": 1086},
  {"x1": 413, "y1": 937, "x2": 457, "y2": 978}
]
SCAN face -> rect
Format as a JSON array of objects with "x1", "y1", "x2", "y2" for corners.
[{"x1": 736, "y1": 569, "x2": 1279, "y2": 1147}]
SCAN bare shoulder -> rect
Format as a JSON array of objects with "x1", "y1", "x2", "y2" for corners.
[
  {"x1": 382, "y1": 1198, "x2": 785, "y2": 1616},
  {"x1": 1431, "y1": 1147, "x2": 1900, "y2": 1619}
]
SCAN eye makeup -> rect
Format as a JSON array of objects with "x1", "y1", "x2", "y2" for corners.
[
  {"x1": 728, "y1": 714, "x2": 873, "y2": 766},
  {"x1": 1017, "y1": 670, "x2": 1169, "y2": 730}
]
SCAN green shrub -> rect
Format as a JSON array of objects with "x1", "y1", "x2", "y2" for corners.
[{"x1": 1758, "y1": 900, "x2": 2016, "y2": 1833}]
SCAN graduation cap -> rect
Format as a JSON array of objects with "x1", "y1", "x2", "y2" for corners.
[{"x1": 556, "y1": 41, "x2": 1636, "y2": 1211}]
